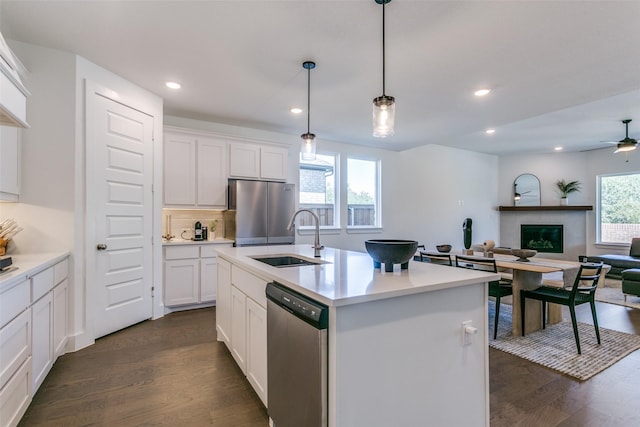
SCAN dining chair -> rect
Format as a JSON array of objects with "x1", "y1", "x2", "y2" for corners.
[
  {"x1": 419, "y1": 251, "x2": 453, "y2": 266},
  {"x1": 455, "y1": 255, "x2": 513, "y2": 339},
  {"x1": 520, "y1": 262, "x2": 603, "y2": 354}
]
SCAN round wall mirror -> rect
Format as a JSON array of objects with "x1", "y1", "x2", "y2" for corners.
[{"x1": 514, "y1": 173, "x2": 541, "y2": 206}]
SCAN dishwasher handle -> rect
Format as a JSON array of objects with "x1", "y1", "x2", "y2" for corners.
[{"x1": 266, "y1": 282, "x2": 328, "y2": 329}]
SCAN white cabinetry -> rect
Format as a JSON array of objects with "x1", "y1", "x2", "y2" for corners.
[
  {"x1": 229, "y1": 142, "x2": 288, "y2": 181},
  {"x1": 216, "y1": 261, "x2": 268, "y2": 405},
  {"x1": 0, "y1": 255, "x2": 69, "y2": 427},
  {"x1": 0, "y1": 126, "x2": 20, "y2": 201},
  {"x1": 163, "y1": 129, "x2": 227, "y2": 208},
  {"x1": 216, "y1": 257, "x2": 231, "y2": 345},
  {"x1": 163, "y1": 243, "x2": 232, "y2": 309},
  {"x1": 30, "y1": 258, "x2": 69, "y2": 394}
]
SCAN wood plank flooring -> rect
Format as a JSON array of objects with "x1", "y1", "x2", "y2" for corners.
[{"x1": 18, "y1": 302, "x2": 640, "y2": 426}]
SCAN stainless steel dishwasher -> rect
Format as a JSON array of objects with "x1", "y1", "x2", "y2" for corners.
[{"x1": 266, "y1": 281, "x2": 329, "y2": 427}]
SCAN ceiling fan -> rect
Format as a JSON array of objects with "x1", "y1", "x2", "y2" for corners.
[{"x1": 603, "y1": 119, "x2": 638, "y2": 153}]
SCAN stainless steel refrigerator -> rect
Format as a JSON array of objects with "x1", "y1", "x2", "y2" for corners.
[{"x1": 224, "y1": 179, "x2": 296, "y2": 246}]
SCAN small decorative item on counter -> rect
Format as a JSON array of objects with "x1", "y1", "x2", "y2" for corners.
[
  {"x1": 555, "y1": 179, "x2": 581, "y2": 206},
  {"x1": 209, "y1": 220, "x2": 218, "y2": 241},
  {"x1": 0, "y1": 218, "x2": 22, "y2": 255},
  {"x1": 162, "y1": 214, "x2": 175, "y2": 241}
]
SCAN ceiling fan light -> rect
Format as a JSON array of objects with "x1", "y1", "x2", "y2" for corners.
[
  {"x1": 301, "y1": 132, "x2": 317, "y2": 160},
  {"x1": 614, "y1": 143, "x2": 637, "y2": 153},
  {"x1": 373, "y1": 95, "x2": 395, "y2": 138}
]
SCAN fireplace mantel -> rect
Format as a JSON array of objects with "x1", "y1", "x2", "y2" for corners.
[{"x1": 498, "y1": 206, "x2": 593, "y2": 212}]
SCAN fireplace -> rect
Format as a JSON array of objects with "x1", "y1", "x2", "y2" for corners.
[{"x1": 521, "y1": 224, "x2": 563, "y2": 253}]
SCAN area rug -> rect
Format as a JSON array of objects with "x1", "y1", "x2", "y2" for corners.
[
  {"x1": 594, "y1": 279, "x2": 640, "y2": 309},
  {"x1": 488, "y1": 301, "x2": 640, "y2": 381}
]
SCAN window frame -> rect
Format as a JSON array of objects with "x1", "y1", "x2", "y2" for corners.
[
  {"x1": 346, "y1": 156, "x2": 382, "y2": 230},
  {"x1": 596, "y1": 171, "x2": 640, "y2": 245},
  {"x1": 297, "y1": 151, "x2": 340, "y2": 231}
]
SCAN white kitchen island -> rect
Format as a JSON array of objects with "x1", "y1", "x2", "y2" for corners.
[{"x1": 215, "y1": 245, "x2": 500, "y2": 427}]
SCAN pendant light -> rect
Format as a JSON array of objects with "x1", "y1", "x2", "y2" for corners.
[
  {"x1": 301, "y1": 61, "x2": 317, "y2": 160},
  {"x1": 372, "y1": 0, "x2": 395, "y2": 138}
]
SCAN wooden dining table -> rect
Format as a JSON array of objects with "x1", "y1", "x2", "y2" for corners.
[{"x1": 491, "y1": 254, "x2": 580, "y2": 335}]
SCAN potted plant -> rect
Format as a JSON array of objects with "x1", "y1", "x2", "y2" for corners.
[
  {"x1": 555, "y1": 179, "x2": 581, "y2": 205},
  {"x1": 208, "y1": 219, "x2": 218, "y2": 240}
]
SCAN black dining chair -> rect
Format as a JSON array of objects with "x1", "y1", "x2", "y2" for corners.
[
  {"x1": 419, "y1": 251, "x2": 453, "y2": 266},
  {"x1": 520, "y1": 262, "x2": 603, "y2": 354},
  {"x1": 455, "y1": 255, "x2": 513, "y2": 339}
]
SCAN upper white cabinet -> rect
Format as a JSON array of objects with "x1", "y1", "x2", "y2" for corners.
[
  {"x1": 0, "y1": 36, "x2": 30, "y2": 128},
  {"x1": 229, "y1": 142, "x2": 288, "y2": 181},
  {"x1": 0, "y1": 126, "x2": 20, "y2": 201},
  {"x1": 163, "y1": 129, "x2": 227, "y2": 208}
]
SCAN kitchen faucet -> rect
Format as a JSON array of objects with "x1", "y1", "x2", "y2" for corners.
[{"x1": 288, "y1": 209, "x2": 324, "y2": 257}]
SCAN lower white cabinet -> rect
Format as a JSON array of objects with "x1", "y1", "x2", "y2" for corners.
[
  {"x1": 31, "y1": 292, "x2": 53, "y2": 394},
  {"x1": 163, "y1": 243, "x2": 232, "y2": 309},
  {"x1": 216, "y1": 258, "x2": 231, "y2": 345},
  {"x1": 0, "y1": 255, "x2": 69, "y2": 427},
  {"x1": 217, "y1": 260, "x2": 268, "y2": 406}
]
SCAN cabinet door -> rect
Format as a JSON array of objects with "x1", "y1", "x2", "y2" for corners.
[
  {"x1": 53, "y1": 279, "x2": 68, "y2": 358},
  {"x1": 31, "y1": 293, "x2": 53, "y2": 394},
  {"x1": 230, "y1": 286, "x2": 247, "y2": 374},
  {"x1": 163, "y1": 132, "x2": 196, "y2": 206},
  {"x1": 164, "y1": 259, "x2": 199, "y2": 306},
  {"x1": 260, "y1": 145, "x2": 288, "y2": 181},
  {"x1": 246, "y1": 298, "x2": 268, "y2": 406},
  {"x1": 216, "y1": 258, "x2": 231, "y2": 345},
  {"x1": 229, "y1": 142, "x2": 260, "y2": 178},
  {"x1": 197, "y1": 138, "x2": 227, "y2": 207},
  {"x1": 0, "y1": 126, "x2": 20, "y2": 201},
  {"x1": 200, "y1": 257, "x2": 217, "y2": 303},
  {"x1": 0, "y1": 356, "x2": 31, "y2": 427}
]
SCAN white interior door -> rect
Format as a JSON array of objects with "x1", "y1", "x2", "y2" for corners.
[{"x1": 86, "y1": 84, "x2": 154, "y2": 339}]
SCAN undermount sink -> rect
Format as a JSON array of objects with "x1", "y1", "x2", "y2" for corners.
[{"x1": 251, "y1": 254, "x2": 328, "y2": 268}]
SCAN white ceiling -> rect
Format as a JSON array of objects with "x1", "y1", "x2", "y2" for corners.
[{"x1": 1, "y1": 0, "x2": 639, "y2": 155}]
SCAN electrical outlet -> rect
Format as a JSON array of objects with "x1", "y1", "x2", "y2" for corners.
[{"x1": 461, "y1": 320, "x2": 477, "y2": 346}]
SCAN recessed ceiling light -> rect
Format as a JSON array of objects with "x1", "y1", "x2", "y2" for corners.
[
  {"x1": 165, "y1": 81, "x2": 181, "y2": 89},
  {"x1": 485, "y1": 129, "x2": 495, "y2": 134},
  {"x1": 554, "y1": 146, "x2": 563, "y2": 151},
  {"x1": 474, "y1": 89, "x2": 491, "y2": 97},
  {"x1": 290, "y1": 107, "x2": 303, "y2": 114}
]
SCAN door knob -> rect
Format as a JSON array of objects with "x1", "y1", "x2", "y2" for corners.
[{"x1": 96, "y1": 243, "x2": 108, "y2": 250}]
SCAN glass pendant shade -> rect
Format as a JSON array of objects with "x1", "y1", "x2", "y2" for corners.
[
  {"x1": 372, "y1": 95, "x2": 395, "y2": 138},
  {"x1": 301, "y1": 132, "x2": 317, "y2": 160}
]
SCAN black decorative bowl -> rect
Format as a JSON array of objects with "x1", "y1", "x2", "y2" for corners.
[
  {"x1": 365, "y1": 239, "x2": 419, "y2": 272},
  {"x1": 511, "y1": 248, "x2": 537, "y2": 262},
  {"x1": 436, "y1": 244, "x2": 452, "y2": 253}
]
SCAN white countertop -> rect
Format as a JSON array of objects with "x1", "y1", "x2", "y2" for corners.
[
  {"x1": 0, "y1": 251, "x2": 70, "y2": 292},
  {"x1": 162, "y1": 238, "x2": 234, "y2": 246},
  {"x1": 215, "y1": 245, "x2": 500, "y2": 307}
]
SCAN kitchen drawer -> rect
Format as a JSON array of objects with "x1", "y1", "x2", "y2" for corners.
[
  {"x1": 200, "y1": 245, "x2": 219, "y2": 258},
  {"x1": 54, "y1": 259, "x2": 69, "y2": 285},
  {"x1": 31, "y1": 267, "x2": 54, "y2": 303},
  {"x1": 165, "y1": 245, "x2": 199, "y2": 260},
  {"x1": 0, "y1": 308, "x2": 31, "y2": 389},
  {"x1": 0, "y1": 356, "x2": 31, "y2": 427},
  {"x1": 231, "y1": 266, "x2": 267, "y2": 308},
  {"x1": 0, "y1": 279, "x2": 29, "y2": 329}
]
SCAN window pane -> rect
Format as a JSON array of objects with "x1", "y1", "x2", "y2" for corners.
[
  {"x1": 599, "y1": 173, "x2": 640, "y2": 243},
  {"x1": 299, "y1": 153, "x2": 336, "y2": 227},
  {"x1": 347, "y1": 158, "x2": 379, "y2": 227}
]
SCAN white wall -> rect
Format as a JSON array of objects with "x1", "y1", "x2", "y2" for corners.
[{"x1": 498, "y1": 148, "x2": 639, "y2": 257}]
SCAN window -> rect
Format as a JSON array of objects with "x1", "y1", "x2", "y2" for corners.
[
  {"x1": 597, "y1": 172, "x2": 640, "y2": 244},
  {"x1": 347, "y1": 157, "x2": 380, "y2": 228},
  {"x1": 299, "y1": 153, "x2": 337, "y2": 228}
]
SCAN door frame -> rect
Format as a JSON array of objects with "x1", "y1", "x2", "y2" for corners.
[{"x1": 84, "y1": 79, "x2": 164, "y2": 343}]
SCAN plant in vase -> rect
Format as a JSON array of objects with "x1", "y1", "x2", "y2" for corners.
[
  {"x1": 555, "y1": 179, "x2": 581, "y2": 205},
  {"x1": 208, "y1": 220, "x2": 218, "y2": 240}
]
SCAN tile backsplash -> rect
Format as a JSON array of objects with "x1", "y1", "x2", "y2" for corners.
[{"x1": 162, "y1": 209, "x2": 225, "y2": 240}]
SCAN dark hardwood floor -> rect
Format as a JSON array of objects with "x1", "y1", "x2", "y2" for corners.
[{"x1": 18, "y1": 302, "x2": 640, "y2": 426}]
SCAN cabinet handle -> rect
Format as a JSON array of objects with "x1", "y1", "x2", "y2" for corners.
[{"x1": 96, "y1": 243, "x2": 108, "y2": 251}]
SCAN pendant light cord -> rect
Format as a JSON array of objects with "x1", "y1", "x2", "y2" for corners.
[
  {"x1": 307, "y1": 65, "x2": 311, "y2": 133},
  {"x1": 382, "y1": 0, "x2": 386, "y2": 96}
]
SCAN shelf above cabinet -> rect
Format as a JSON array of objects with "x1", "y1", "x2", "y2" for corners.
[{"x1": 498, "y1": 205, "x2": 593, "y2": 211}]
